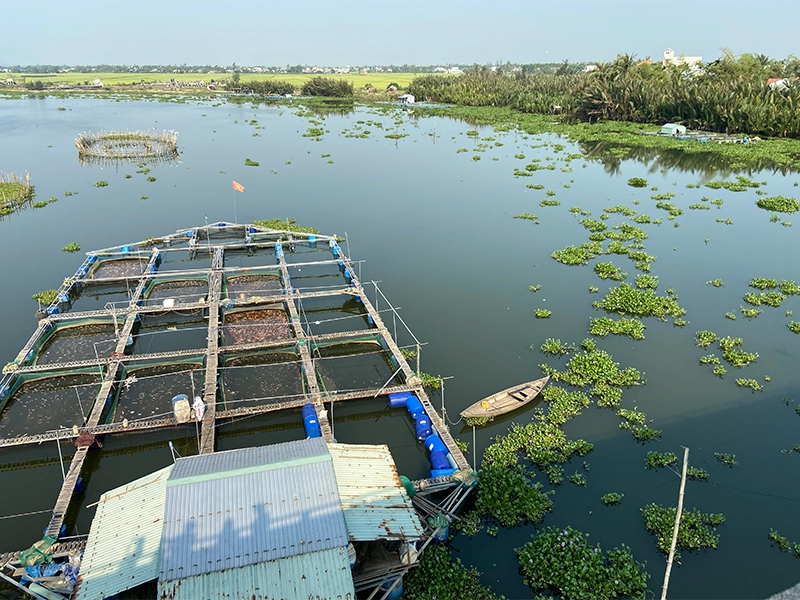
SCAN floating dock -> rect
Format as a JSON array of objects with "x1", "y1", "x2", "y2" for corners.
[{"x1": 0, "y1": 223, "x2": 471, "y2": 556}]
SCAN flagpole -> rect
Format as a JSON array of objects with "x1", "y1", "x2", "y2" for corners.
[{"x1": 232, "y1": 187, "x2": 238, "y2": 224}]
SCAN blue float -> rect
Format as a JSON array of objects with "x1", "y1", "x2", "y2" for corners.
[
  {"x1": 431, "y1": 467, "x2": 457, "y2": 479},
  {"x1": 406, "y1": 395, "x2": 425, "y2": 419},
  {"x1": 87, "y1": 255, "x2": 97, "y2": 264},
  {"x1": 424, "y1": 434, "x2": 447, "y2": 455},
  {"x1": 388, "y1": 392, "x2": 410, "y2": 408},
  {"x1": 430, "y1": 450, "x2": 449, "y2": 470},
  {"x1": 308, "y1": 235, "x2": 317, "y2": 248},
  {"x1": 415, "y1": 415, "x2": 432, "y2": 441},
  {"x1": 57, "y1": 291, "x2": 70, "y2": 304},
  {"x1": 46, "y1": 305, "x2": 60, "y2": 315},
  {"x1": 302, "y1": 403, "x2": 322, "y2": 438}
]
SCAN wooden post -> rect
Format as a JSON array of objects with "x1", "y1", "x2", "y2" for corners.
[{"x1": 661, "y1": 446, "x2": 689, "y2": 600}]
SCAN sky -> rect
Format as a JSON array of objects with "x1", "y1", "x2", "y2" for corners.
[{"x1": 1, "y1": 0, "x2": 798, "y2": 67}]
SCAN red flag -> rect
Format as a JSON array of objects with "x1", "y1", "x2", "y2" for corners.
[{"x1": 232, "y1": 180, "x2": 245, "y2": 193}]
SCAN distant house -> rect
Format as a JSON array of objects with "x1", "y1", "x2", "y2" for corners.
[
  {"x1": 398, "y1": 94, "x2": 415, "y2": 104},
  {"x1": 767, "y1": 77, "x2": 798, "y2": 91},
  {"x1": 93, "y1": 78, "x2": 103, "y2": 87},
  {"x1": 636, "y1": 58, "x2": 654, "y2": 66},
  {"x1": 583, "y1": 65, "x2": 598, "y2": 73},
  {"x1": 386, "y1": 84, "x2": 398, "y2": 92},
  {"x1": 663, "y1": 48, "x2": 702, "y2": 72},
  {"x1": 661, "y1": 123, "x2": 687, "y2": 136},
  {"x1": 5, "y1": 78, "x2": 16, "y2": 85}
]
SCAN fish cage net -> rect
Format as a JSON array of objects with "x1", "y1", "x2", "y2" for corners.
[
  {"x1": 0, "y1": 372, "x2": 102, "y2": 438},
  {"x1": 75, "y1": 130, "x2": 179, "y2": 161},
  {"x1": 225, "y1": 274, "x2": 283, "y2": 299},
  {"x1": 288, "y1": 263, "x2": 347, "y2": 291},
  {"x1": 32, "y1": 322, "x2": 118, "y2": 365},
  {"x1": 222, "y1": 308, "x2": 291, "y2": 346},
  {"x1": 91, "y1": 258, "x2": 147, "y2": 279},
  {"x1": 298, "y1": 295, "x2": 371, "y2": 336},
  {"x1": 144, "y1": 279, "x2": 208, "y2": 307},
  {"x1": 69, "y1": 283, "x2": 133, "y2": 312},
  {"x1": 131, "y1": 312, "x2": 209, "y2": 355},
  {"x1": 112, "y1": 361, "x2": 204, "y2": 423},
  {"x1": 313, "y1": 342, "x2": 400, "y2": 393},
  {"x1": 220, "y1": 351, "x2": 305, "y2": 410}
]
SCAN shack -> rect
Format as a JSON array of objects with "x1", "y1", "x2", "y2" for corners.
[
  {"x1": 398, "y1": 94, "x2": 415, "y2": 104},
  {"x1": 660, "y1": 123, "x2": 687, "y2": 136}
]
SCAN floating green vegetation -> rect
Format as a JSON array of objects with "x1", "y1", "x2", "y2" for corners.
[
  {"x1": 61, "y1": 242, "x2": 80, "y2": 253},
  {"x1": 634, "y1": 274, "x2": 658, "y2": 289},
  {"x1": 516, "y1": 526, "x2": 649, "y2": 600},
  {"x1": 385, "y1": 132, "x2": 409, "y2": 139},
  {"x1": 569, "y1": 472, "x2": 587, "y2": 486},
  {"x1": 674, "y1": 318, "x2": 687, "y2": 327},
  {"x1": 687, "y1": 467, "x2": 709, "y2": 481},
  {"x1": 705, "y1": 176, "x2": 761, "y2": 192},
  {"x1": 302, "y1": 127, "x2": 324, "y2": 137},
  {"x1": 539, "y1": 338, "x2": 574, "y2": 356},
  {"x1": 456, "y1": 147, "x2": 468, "y2": 153},
  {"x1": 601, "y1": 492, "x2": 624, "y2": 506},
  {"x1": 514, "y1": 152, "x2": 525, "y2": 159},
  {"x1": 320, "y1": 153, "x2": 331, "y2": 158},
  {"x1": 405, "y1": 544, "x2": 500, "y2": 600},
  {"x1": 589, "y1": 286, "x2": 599, "y2": 293},
  {"x1": 63, "y1": 190, "x2": 78, "y2": 197},
  {"x1": 740, "y1": 306, "x2": 762, "y2": 319},
  {"x1": 725, "y1": 312, "x2": 737, "y2": 320},
  {"x1": 714, "y1": 365, "x2": 728, "y2": 377},
  {"x1": 419, "y1": 372, "x2": 443, "y2": 390},
  {"x1": 631, "y1": 214, "x2": 651, "y2": 224},
  {"x1": 710, "y1": 198, "x2": 724, "y2": 208},
  {"x1": 580, "y1": 217, "x2": 607, "y2": 232},
  {"x1": 781, "y1": 280, "x2": 800, "y2": 295},
  {"x1": 529, "y1": 284, "x2": 542, "y2": 292},
  {"x1": 651, "y1": 192, "x2": 676, "y2": 201},
  {"x1": 552, "y1": 245, "x2": 596, "y2": 266},
  {"x1": 244, "y1": 158, "x2": 259, "y2": 166},
  {"x1": 715, "y1": 452, "x2": 738, "y2": 467},
  {"x1": 627, "y1": 177, "x2": 648, "y2": 188},
  {"x1": 589, "y1": 317, "x2": 646, "y2": 340},
  {"x1": 146, "y1": 176, "x2": 156, "y2": 182},
  {"x1": 618, "y1": 407, "x2": 660, "y2": 442},
  {"x1": 699, "y1": 354, "x2": 720, "y2": 365},
  {"x1": 513, "y1": 213, "x2": 539, "y2": 223},
  {"x1": 535, "y1": 309, "x2": 552, "y2": 318},
  {"x1": 124, "y1": 174, "x2": 132, "y2": 179},
  {"x1": 252, "y1": 218, "x2": 320, "y2": 234},
  {"x1": 645, "y1": 451, "x2": 678, "y2": 469},
  {"x1": 93, "y1": 180, "x2": 108, "y2": 187},
  {"x1": 689, "y1": 203, "x2": 711, "y2": 210},
  {"x1": 736, "y1": 378, "x2": 763, "y2": 391},
  {"x1": 32, "y1": 289, "x2": 58, "y2": 305},
  {"x1": 707, "y1": 279, "x2": 724, "y2": 287},
  {"x1": 696, "y1": 330, "x2": 719, "y2": 348},
  {"x1": 787, "y1": 322, "x2": 800, "y2": 334},
  {"x1": 544, "y1": 339, "x2": 642, "y2": 392},
  {"x1": 606, "y1": 222, "x2": 649, "y2": 243},
  {"x1": 472, "y1": 155, "x2": 481, "y2": 161},
  {"x1": 472, "y1": 463, "x2": 553, "y2": 528},
  {"x1": 540, "y1": 387, "x2": 591, "y2": 426},
  {"x1": 718, "y1": 336, "x2": 758, "y2": 367},
  {"x1": 593, "y1": 262, "x2": 627, "y2": 281},
  {"x1": 603, "y1": 204, "x2": 637, "y2": 216},
  {"x1": 749, "y1": 277, "x2": 778, "y2": 290},
  {"x1": 656, "y1": 201, "x2": 683, "y2": 217},
  {"x1": 716, "y1": 217, "x2": 734, "y2": 225},
  {"x1": 756, "y1": 195, "x2": 799, "y2": 213},
  {"x1": 593, "y1": 283, "x2": 685, "y2": 319},
  {"x1": 642, "y1": 503, "x2": 725, "y2": 557},
  {"x1": 400, "y1": 348, "x2": 416, "y2": 361},
  {"x1": 539, "y1": 199, "x2": 560, "y2": 207},
  {"x1": 767, "y1": 530, "x2": 800, "y2": 558}
]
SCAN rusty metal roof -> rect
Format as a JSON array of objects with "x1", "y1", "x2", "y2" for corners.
[
  {"x1": 157, "y1": 546, "x2": 355, "y2": 600},
  {"x1": 159, "y1": 438, "x2": 348, "y2": 582},
  {"x1": 75, "y1": 465, "x2": 173, "y2": 600},
  {"x1": 328, "y1": 443, "x2": 423, "y2": 541}
]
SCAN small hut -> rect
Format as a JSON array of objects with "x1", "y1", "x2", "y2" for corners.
[
  {"x1": 398, "y1": 94, "x2": 415, "y2": 104},
  {"x1": 660, "y1": 123, "x2": 686, "y2": 136}
]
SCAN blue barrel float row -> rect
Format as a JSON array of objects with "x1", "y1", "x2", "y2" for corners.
[
  {"x1": 389, "y1": 391, "x2": 457, "y2": 479},
  {"x1": 302, "y1": 403, "x2": 322, "y2": 438}
]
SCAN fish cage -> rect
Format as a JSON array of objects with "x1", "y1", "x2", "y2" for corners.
[
  {"x1": 312, "y1": 340, "x2": 402, "y2": 394},
  {"x1": 109, "y1": 359, "x2": 205, "y2": 423},
  {"x1": 0, "y1": 371, "x2": 102, "y2": 439},
  {"x1": 155, "y1": 250, "x2": 211, "y2": 273},
  {"x1": 298, "y1": 294, "x2": 372, "y2": 336},
  {"x1": 220, "y1": 349, "x2": 305, "y2": 411},
  {"x1": 75, "y1": 130, "x2": 179, "y2": 162},
  {"x1": 143, "y1": 276, "x2": 209, "y2": 307},
  {"x1": 67, "y1": 282, "x2": 134, "y2": 312},
  {"x1": 132, "y1": 311, "x2": 208, "y2": 355},
  {"x1": 222, "y1": 306, "x2": 292, "y2": 346},
  {"x1": 89, "y1": 257, "x2": 149, "y2": 279},
  {"x1": 25, "y1": 320, "x2": 118, "y2": 366},
  {"x1": 224, "y1": 272, "x2": 285, "y2": 301},
  {"x1": 288, "y1": 261, "x2": 349, "y2": 291},
  {"x1": 215, "y1": 411, "x2": 307, "y2": 452}
]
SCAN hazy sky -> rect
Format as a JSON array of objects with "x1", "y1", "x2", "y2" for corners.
[{"x1": 2, "y1": 0, "x2": 797, "y2": 66}]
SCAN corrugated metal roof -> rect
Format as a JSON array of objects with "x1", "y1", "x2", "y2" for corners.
[
  {"x1": 157, "y1": 546, "x2": 355, "y2": 600},
  {"x1": 169, "y1": 437, "x2": 328, "y2": 481},
  {"x1": 328, "y1": 443, "x2": 424, "y2": 541},
  {"x1": 159, "y1": 440, "x2": 348, "y2": 582},
  {"x1": 75, "y1": 465, "x2": 173, "y2": 600}
]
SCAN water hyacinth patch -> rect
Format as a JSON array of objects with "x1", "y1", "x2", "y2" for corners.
[
  {"x1": 589, "y1": 317, "x2": 646, "y2": 340},
  {"x1": 787, "y1": 322, "x2": 800, "y2": 334},
  {"x1": 641, "y1": 503, "x2": 725, "y2": 557},
  {"x1": 601, "y1": 492, "x2": 624, "y2": 506},
  {"x1": 687, "y1": 467, "x2": 709, "y2": 481},
  {"x1": 594, "y1": 262, "x2": 627, "y2": 281},
  {"x1": 405, "y1": 544, "x2": 500, "y2": 600},
  {"x1": 696, "y1": 330, "x2": 719, "y2": 348},
  {"x1": 535, "y1": 309, "x2": 552, "y2": 318},
  {"x1": 552, "y1": 245, "x2": 596, "y2": 265},
  {"x1": 546, "y1": 340, "x2": 642, "y2": 388},
  {"x1": 707, "y1": 279, "x2": 724, "y2": 287},
  {"x1": 474, "y1": 463, "x2": 553, "y2": 528},
  {"x1": 516, "y1": 526, "x2": 649, "y2": 600},
  {"x1": 539, "y1": 338, "x2": 574, "y2": 356},
  {"x1": 635, "y1": 274, "x2": 658, "y2": 289},
  {"x1": 627, "y1": 177, "x2": 648, "y2": 188},
  {"x1": 593, "y1": 283, "x2": 685, "y2": 319},
  {"x1": 756, "y1": 196, "x2": 799, "y2": 213},
  {"x1": 736, "y1": 378, "x2": 763, "y2": 391},
  {"x1": 715, "y1": 452, "x2": 737, "y2": 467},
  {"x1": 645, "y1": 451, "x2": 678, "y2": 469}
]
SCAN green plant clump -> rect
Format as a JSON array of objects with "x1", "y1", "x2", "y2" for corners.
[
  {"x1": 787, "y1": 322, "x2": 800, "y2": 334},
  {"x1": 687, "y1": 467, "x2": 709, "y2": 481},
  {"x1": 627, "y1": 177, "x2": 648, "y2": 188},
  {"x1": 474, "y1": 463, "x2": 553, "y2": 528},
  {"x1": 756, "y1": 195, "x2": 799, "y2": 213},
  {"x1": 715, "y1": 452, "x2": 737, "y2": 467},
  {"x1": 61, "y1": 242, "x2": 80, "y2": 253},
  {"x1": 641, "y1": 503, "x2": 725, "y2": 557},
  {"x1": 516, "y1": 526, "x2": 649, "y2": 600},
  {"x1": 535, "y1": 309, "x2": 552, "y2": 318},
  {"x1": 405, "y1": 544, "x2": 500, "y2": 600},
  {"x1": 539, "y1": 338, "x2": 574, "y2": 356},
  {"x1": 601, "y1": 492, "x2": 624, "y2": 506},
  {"x1": 736, "y1": 378, "x2": 763, "y2": 391},
  {"x1": 32, "y1": 289, "x2": 59, "y2": 305},
  {"x1": 645, "y1": 451, "x2": 678, "y2": 469},
  {"x1": 252, "y1": 218, "x2": 320, "y2": 234},
  {"x1": 244, "y1": 158, "x2": 260, "y2": 166},
  {"x1": 589, "y1": 317, "x2": 646, "y2": 340},
  {"x1": 93, "y1": 180, "x2": 108, "y2": 187},
  {"x1": 593, "y1": 283, "x2": 685, "y2": 319},
  {"x1": 594, "y1": 262, "x2": 627, "y2": 281}
]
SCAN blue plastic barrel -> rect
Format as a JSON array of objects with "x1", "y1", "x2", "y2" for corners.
[
  {"x1": 388, "y1": 392, "x2": 410, "y2": 408},
  {"x1": 46, "y1": 306, "x2": 60, "y2": 315},
  {"x1": 415, "y1": 415, "x2": 432, "y2": 440},
  {"x1": 187, "y1": 230, "x2": 194, "y2": 238},
  {"x1": 344, "y1": 268, "x2": 351, "y2": 279},
  {"x1": 406, "y1": 395, "x2": 425, "y2": 419},
  {"x1": 425, "y1": 434, "x2": 447, "y2": 455},
  {"x1": 381, "y1": 578, "x2": 404, "y2": 600},
  {"x1": 308, "y1": 235, "x2": 317, "y2": 248},
  {"x1": 431, "y1": 467, "x2": 457, "y2": 479},
  {"x1": 302, "y1": 403, "x2": 322, "y2": 438},
  {"x1": 121, "y1": 246, "x2": 130, "y2": 253},
  {"x1": 0, "y1": 385, "x2": 10, "y2": 399},
  {"x1": 332, "y1": 245, "x2": 340, "y2": 256},
  {"x1": 217, "y1": 222, "x2": 226, "y2": 227},
  {"x1": 87, "y1": 255, "x2": 97, "y2": 264},
  {"x1": 446, "y1": 453, "x2": 458, "y2": 469},
  {"x1": 57, "y1": 291, "x2": 70, "y2": 304},
  {"x1": 430, "y1": 450, "x2": 449, "y2": 470},
  {"x1": 73, "y1": 476, "x2": 83, "y2": 495}
]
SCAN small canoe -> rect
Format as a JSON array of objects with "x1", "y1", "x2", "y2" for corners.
[{"x1": 460, "y1": 376, "x2": 550, "y2": 419}]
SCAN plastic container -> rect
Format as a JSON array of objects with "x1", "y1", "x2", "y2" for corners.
[
  {"x1": 380, "y1": 578, "x2": 403, "y2": 600},
  {"x1": 308, "y1": 235, "x2": 317, "y2": 248},
  {"x1": 46, "y1": 305, "x2": 60, "y2": 315},
  {"x1": 388, "y1": 392, "x2": 410, "y2": 408},
  {"x1": 429, "y1": 450, "x2": 449, "y2": 470},
  {"x1": 87, "y1": 255, "x2": 97, "y2": 264},
  {"x1": 57, "y1": 291, "x2": 70, "y2": 304},
  {"x1": 415, "y1": 415, "x2": 432, "y2": 441},
  {"x1": 302, "y1": 403, "x2": 322, "y2": 438},
  {"x1": 121, "y1": 246, "x2": 130, "y2": 253},
  {"x1": 406, "y1": 395, "x2": 425, "y2": 419},
  {"x1": 424, "y1": 434, "x2": 447, "y2": 455},
  {"x1": 446, "y1": 453, "x2": 458, "y2": 469}
]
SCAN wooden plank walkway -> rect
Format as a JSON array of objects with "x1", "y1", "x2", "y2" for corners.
[{"x1": 199, "y1": 249, "x2": 223, "y2": 454}]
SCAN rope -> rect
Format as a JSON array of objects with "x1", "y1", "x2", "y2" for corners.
[{"x1": 0, "y1": 509, "x2": 52, "y2": 520}]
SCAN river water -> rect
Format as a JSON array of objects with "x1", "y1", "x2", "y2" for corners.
[{"x1": 1, "y1": 95, "x2": 799, "y2": 598}]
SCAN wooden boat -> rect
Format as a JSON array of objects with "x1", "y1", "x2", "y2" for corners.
[{"x1": 460, "y1": 376, "x2": 550, "y2": 419}]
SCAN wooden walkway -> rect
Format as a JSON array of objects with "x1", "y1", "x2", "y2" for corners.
[{"x1": 1, "y1": 224, "x2": 471, "y2": 545}]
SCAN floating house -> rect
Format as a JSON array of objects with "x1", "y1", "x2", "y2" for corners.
[{"x1": 660, "y1": 123, "x2": 687, "y2": 136}]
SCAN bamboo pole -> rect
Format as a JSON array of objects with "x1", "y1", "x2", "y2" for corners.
[{"x1": 661, "y1": 446, "x2": 689, "y2": 600}]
